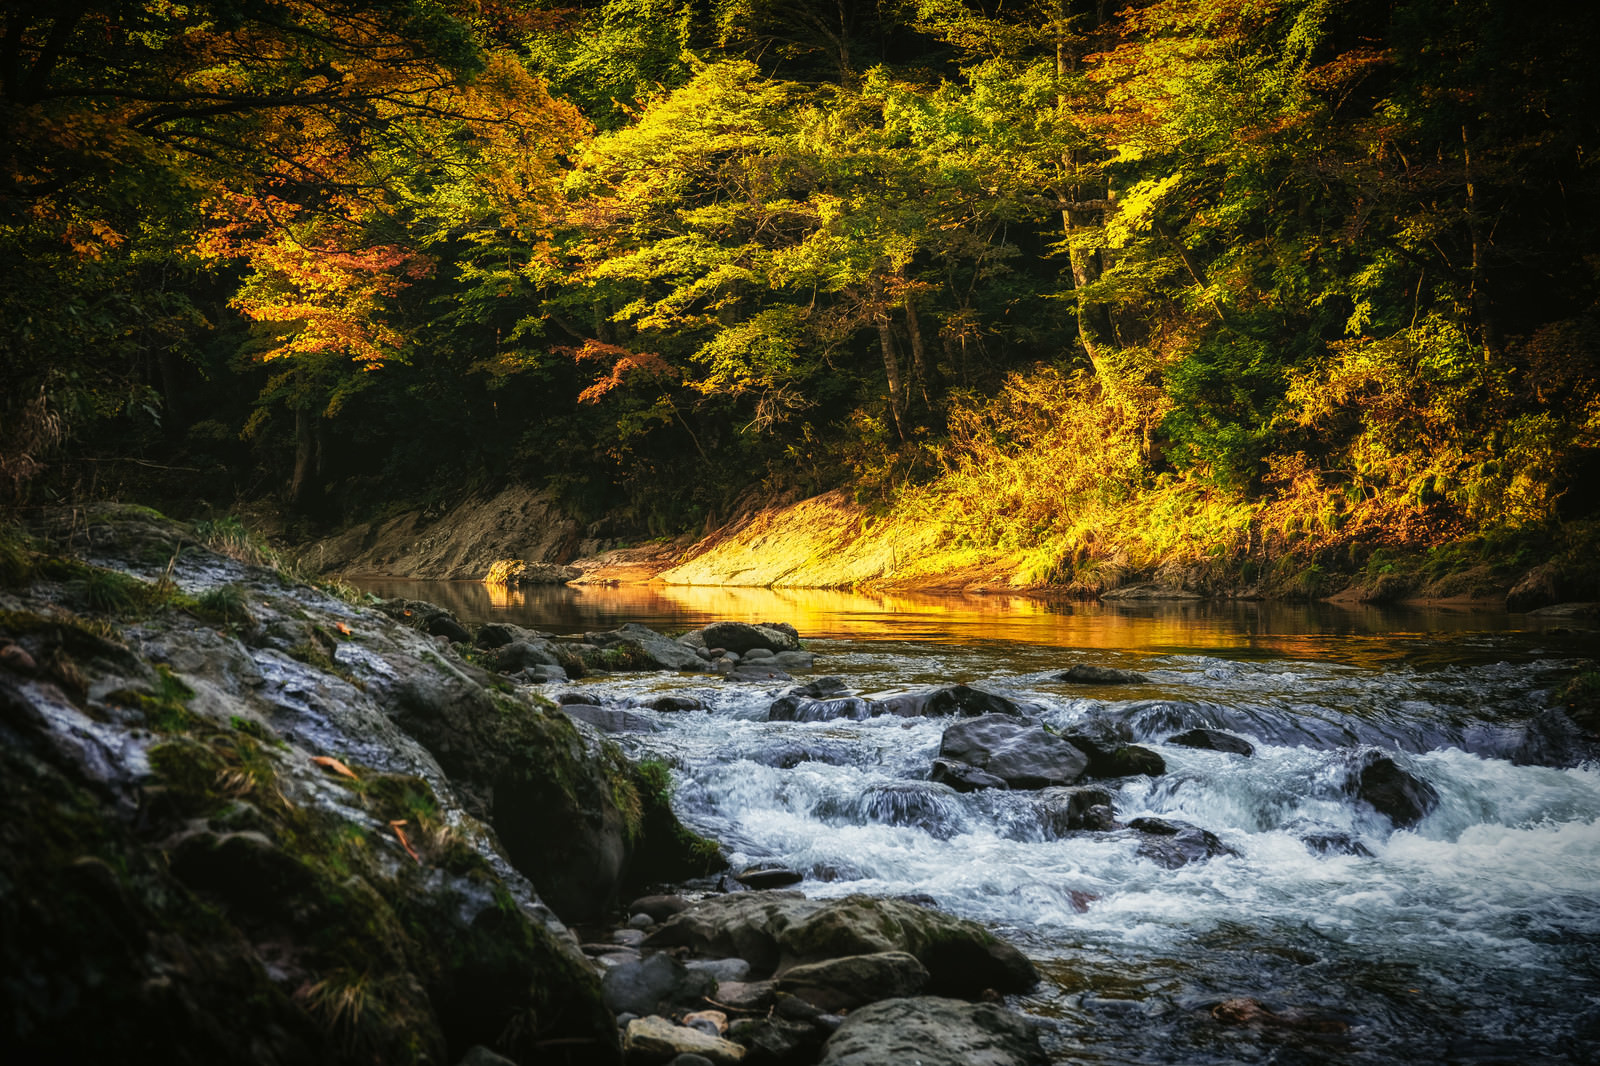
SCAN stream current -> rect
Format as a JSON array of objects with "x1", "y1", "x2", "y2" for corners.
[{"x1": 355, "y1": 581, "x2": 1600, "y2": 1064}]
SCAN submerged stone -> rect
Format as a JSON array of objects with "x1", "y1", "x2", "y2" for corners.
[{"x1": 1168, "y1": 728, "x2": 1255, "y2": 757}]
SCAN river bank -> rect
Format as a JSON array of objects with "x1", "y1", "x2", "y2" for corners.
[{"x1": 281, "y1": 483, "x2": 1600, "y2": 613}]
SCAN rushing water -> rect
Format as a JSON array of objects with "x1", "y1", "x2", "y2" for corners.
[{"x1": 358, "y1": 580, "x2": 1600, "y2": 1064}]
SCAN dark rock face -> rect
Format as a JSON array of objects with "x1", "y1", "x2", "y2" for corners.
[
  {"x1": 938, "y1": 715, "x2": 1089, "y2": 789},
  {"x1": 1057, "y1": 664, "x2": 1149, "y2": 684},
  {"x1": 929, "y1": 758, "x2": 1011, "y2": 792},
  {"x1": 1035, "y1": 786, "x2": 1116, "y2": 836},
  {"x1": 0, "y1": 510, "x2": 627, "y2": 1064},
  {"x1": 1129, "y1": 817, "x2": 1239, "y2": 868},
  {"x1": 1061, "y1": 732, "x2": 1168, "y2": 779},
  {"x1": 685, "y1": 621, "x2": 802, "y2": 655},
  {"x1": 1168, "y1": 728, "x2": 1255, "y2": 757},
  {"x1": 817, "y1": 996, "x2": 1048, "y2": 1066},
  {"x1": 881, "y1": 684, "x2": 1030, "y2": 719},
  {"x1": 643, "y1": 892, "x2": 1038, "y2": 998},
  {"x1": 776, "y1": 951, "x2": 931, "y2": 1011},
  {"x1": 1350, "y1": 754, "x2": 1439, "y2": 828}
]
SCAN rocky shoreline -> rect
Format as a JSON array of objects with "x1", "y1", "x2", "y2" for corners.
[{"x1": 0, "y1": 507, "x2": 1066, "y2": 1065}]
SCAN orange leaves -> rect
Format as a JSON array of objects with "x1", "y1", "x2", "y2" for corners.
[
  {"x1": 388, "y1": 820, "x2": 422, "y2": 863},
  {"x1": 310, "y1": 755, "x2": 359, "y2": 780},
  {"x1": 562, "y1": 340, "x2": 679, "y2": 403}
]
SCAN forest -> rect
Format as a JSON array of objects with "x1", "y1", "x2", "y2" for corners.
[{"x1": 4, "y1": 0, "x2": 1599, "y2": 596}]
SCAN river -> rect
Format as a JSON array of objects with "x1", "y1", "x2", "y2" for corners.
[{"x1": 355, "y1": 580, "x2": 1600, "y2": 1064}]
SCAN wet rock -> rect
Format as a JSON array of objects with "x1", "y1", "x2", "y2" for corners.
[
  {"x1": 735, "y1": 862, "x2": 804, "y2": 889},
  {"x1": 785, "y1": 677, "x2": 850, "y2": 699},
  {"x1": 562, "y1": 704, "x2": 666, "y2": 734},
  {"x1": 683, "y1": 622, "x2": 802, "y2": 655},
  {"x1": 817, "y1": 996, "x2": 1047, "y2": 1066},
  {"x1": 381, "y1": 599, "x2": 471, "y2": 644},
  {"x1": 1056, "y1": 664, "x2": 1149, "y2": 684},
  {"x1": 643, "y1": 891, "x2": 1037, "y2": 997},
  {"x1": 1349, "y1": 754, "x2": 1439, "y2": 828},
  {"x1": 584, "y1": 623, "x2": 709, "y2": 672},
  {"x1": 938, "y1": 714, "x2": 1089, "y2": 789},
  {"x1": 474, "y1": 621, "x2": 536, "y2": 649},
  {"x1": 1081, "y1": 804, "x2": 1117, "y2": 831},
  {"x1": 881, "y1": 684, "x2": 1031, "y2": 718},
  {"x1": 772, "y1": 651, "x2": 816, "y2": 671},
  {"x1": 821, "y1": 781, "x2": 968, "y2": 839},
  {"x1": 630, "y1": 894, "x2": 693, "y2": 921},
  {"x1": 1168, "y1": 728, "x2": 1255, "y2": 757},
  {"x1": 726, "y1": 1016, "x2": 825, "y2": 1065},
  {"x1": 710, "y1": 979, "x2": 775, "y2": 1012},
  {"x1": 602, "y1": 953, "x2": 717, "y2": 1017},
  {"x1": 776, "y1": 951, "x2": 931, "y2": 1011},
  {"x1": 929, "y1": 758, "x2": 1011, "y2": 792},
  {"x1": 458, "y1": 1045, "x2": 519, "y2": 1066},
  {"x1": 1035, "y1": 786, "x2": 1115, "y2": 836},
  {"x1": 624, "y1": 1016, "x2": 745, "y2": 1065},
  {"x1": 743, "y1": 648, "x2": 776, "y2": 661},
  {"x1": 748, "y1": 739, "x2": 856, "y2": 769},
  {"x1": 1300, "y1": 830, "x2": 1373, "y2": 857},
  {"x1": 558, "y1": 688, "x2": 607, "y2": 705},
  {"x1": 495, "y1": 638, "x2": 560, "y2": 673},
  {"x1": 1061, "y1": 732, "x2": 1167, "y2": 778},
  {"x1": 767, "y1": 695, "x2": 879, "y2": 722},
  {"x1": 629, "y1": 912, "x2": 656, "y2": 930},
  {"x1": 636, "y1": 694, "x2": 705, "y2": 713},
  {"x1": 1129, "y1": 817, "x2": 1238, "y2": 868},
  {"x1": 726, "y1": 663, "x2": 793, "y2": 683},
  {"x1": 686, "y1": 957, "x2": 752, "y2": 983}
]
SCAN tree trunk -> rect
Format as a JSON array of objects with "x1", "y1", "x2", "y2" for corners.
[
  {"x1": 903, "y1": 300, "x2": 937, "y2": 410},
  {"x1": 876, "y1": 308, "x2": 906, "y2": 440},
  {"x1": 1461, "y1": 123, "x2": 1501, "y2": 363},
  {"x1": 288, "y1": 405, "x2": 321, "y2": 513},
  {"x1": 1057, "y1": 40, "x2": 1116, "y2": 373}
]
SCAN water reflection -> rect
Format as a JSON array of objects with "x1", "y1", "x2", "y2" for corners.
[{"x1": 349, "y1": 578, "x2": 1581, "y2": 666}]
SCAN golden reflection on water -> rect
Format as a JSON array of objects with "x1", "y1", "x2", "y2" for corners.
[{"x1": 349, "y1": 578, "x2": 1547, "y2": 665}]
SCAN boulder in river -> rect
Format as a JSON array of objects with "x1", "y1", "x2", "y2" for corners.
[
  {"x1": 929, "y1": 758, "x2": 1011, "y2": 792},
  {"x1": 1168, "y1": 728, "x2": 1255, "y2": 757},
  {"x1": 881, "y1": 684, "x2": 1033, "y2": 718},
  {"x1": 1035, "y1": 786, "x2": 1116, "y2": 836},
  {"x1": 642, "y1": 891, "x2": 1038, "y2": 997},
  {"x1": 1348, "y1": 753, "x2": 1439, "y2": 828},
  {"x1": 1056, "y1": 663, "x2": 1149, "y2": 684},
  {"x1": 938, "y1": 714, "x2": 1090, "y2": 789},
  {"x1": 561, "y1": 704, "x2": 665, "y2": 734},
  {"x1": 582, "y1": 622, "x2": 708, "y2": 672},
  {"x1": 767, "y1": 695, "x2": 880, "y2": 722},
  {"x1": 1061, "y1": 731, "x2": 1167, "y2": 779},
  {"x1": 1129, "y1": 817, "x2": 1239, "y2": 868},
  {"x1": 776, "y1": 951, "x2": 931, "y2": 1011},
  {"x1": 483, "y1": 559, "x2": 582, "y2": 586},
  {"x1": 681, "y1": 621, "x2": 802, "y2": 655},
  {"x1": 817, "y1": 996, "x2": 1048, "y2": 1066}
]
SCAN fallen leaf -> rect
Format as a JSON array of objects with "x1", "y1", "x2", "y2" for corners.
[
  {"x1": 335, "y1": 622, "x2": 351, "y2": 635},
  {"x1": 310, "y1": 755, "x2": 358, "y2": 779},
  {"x1": 389, "y1": 819, "x2": 421, "y2": 863}
]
